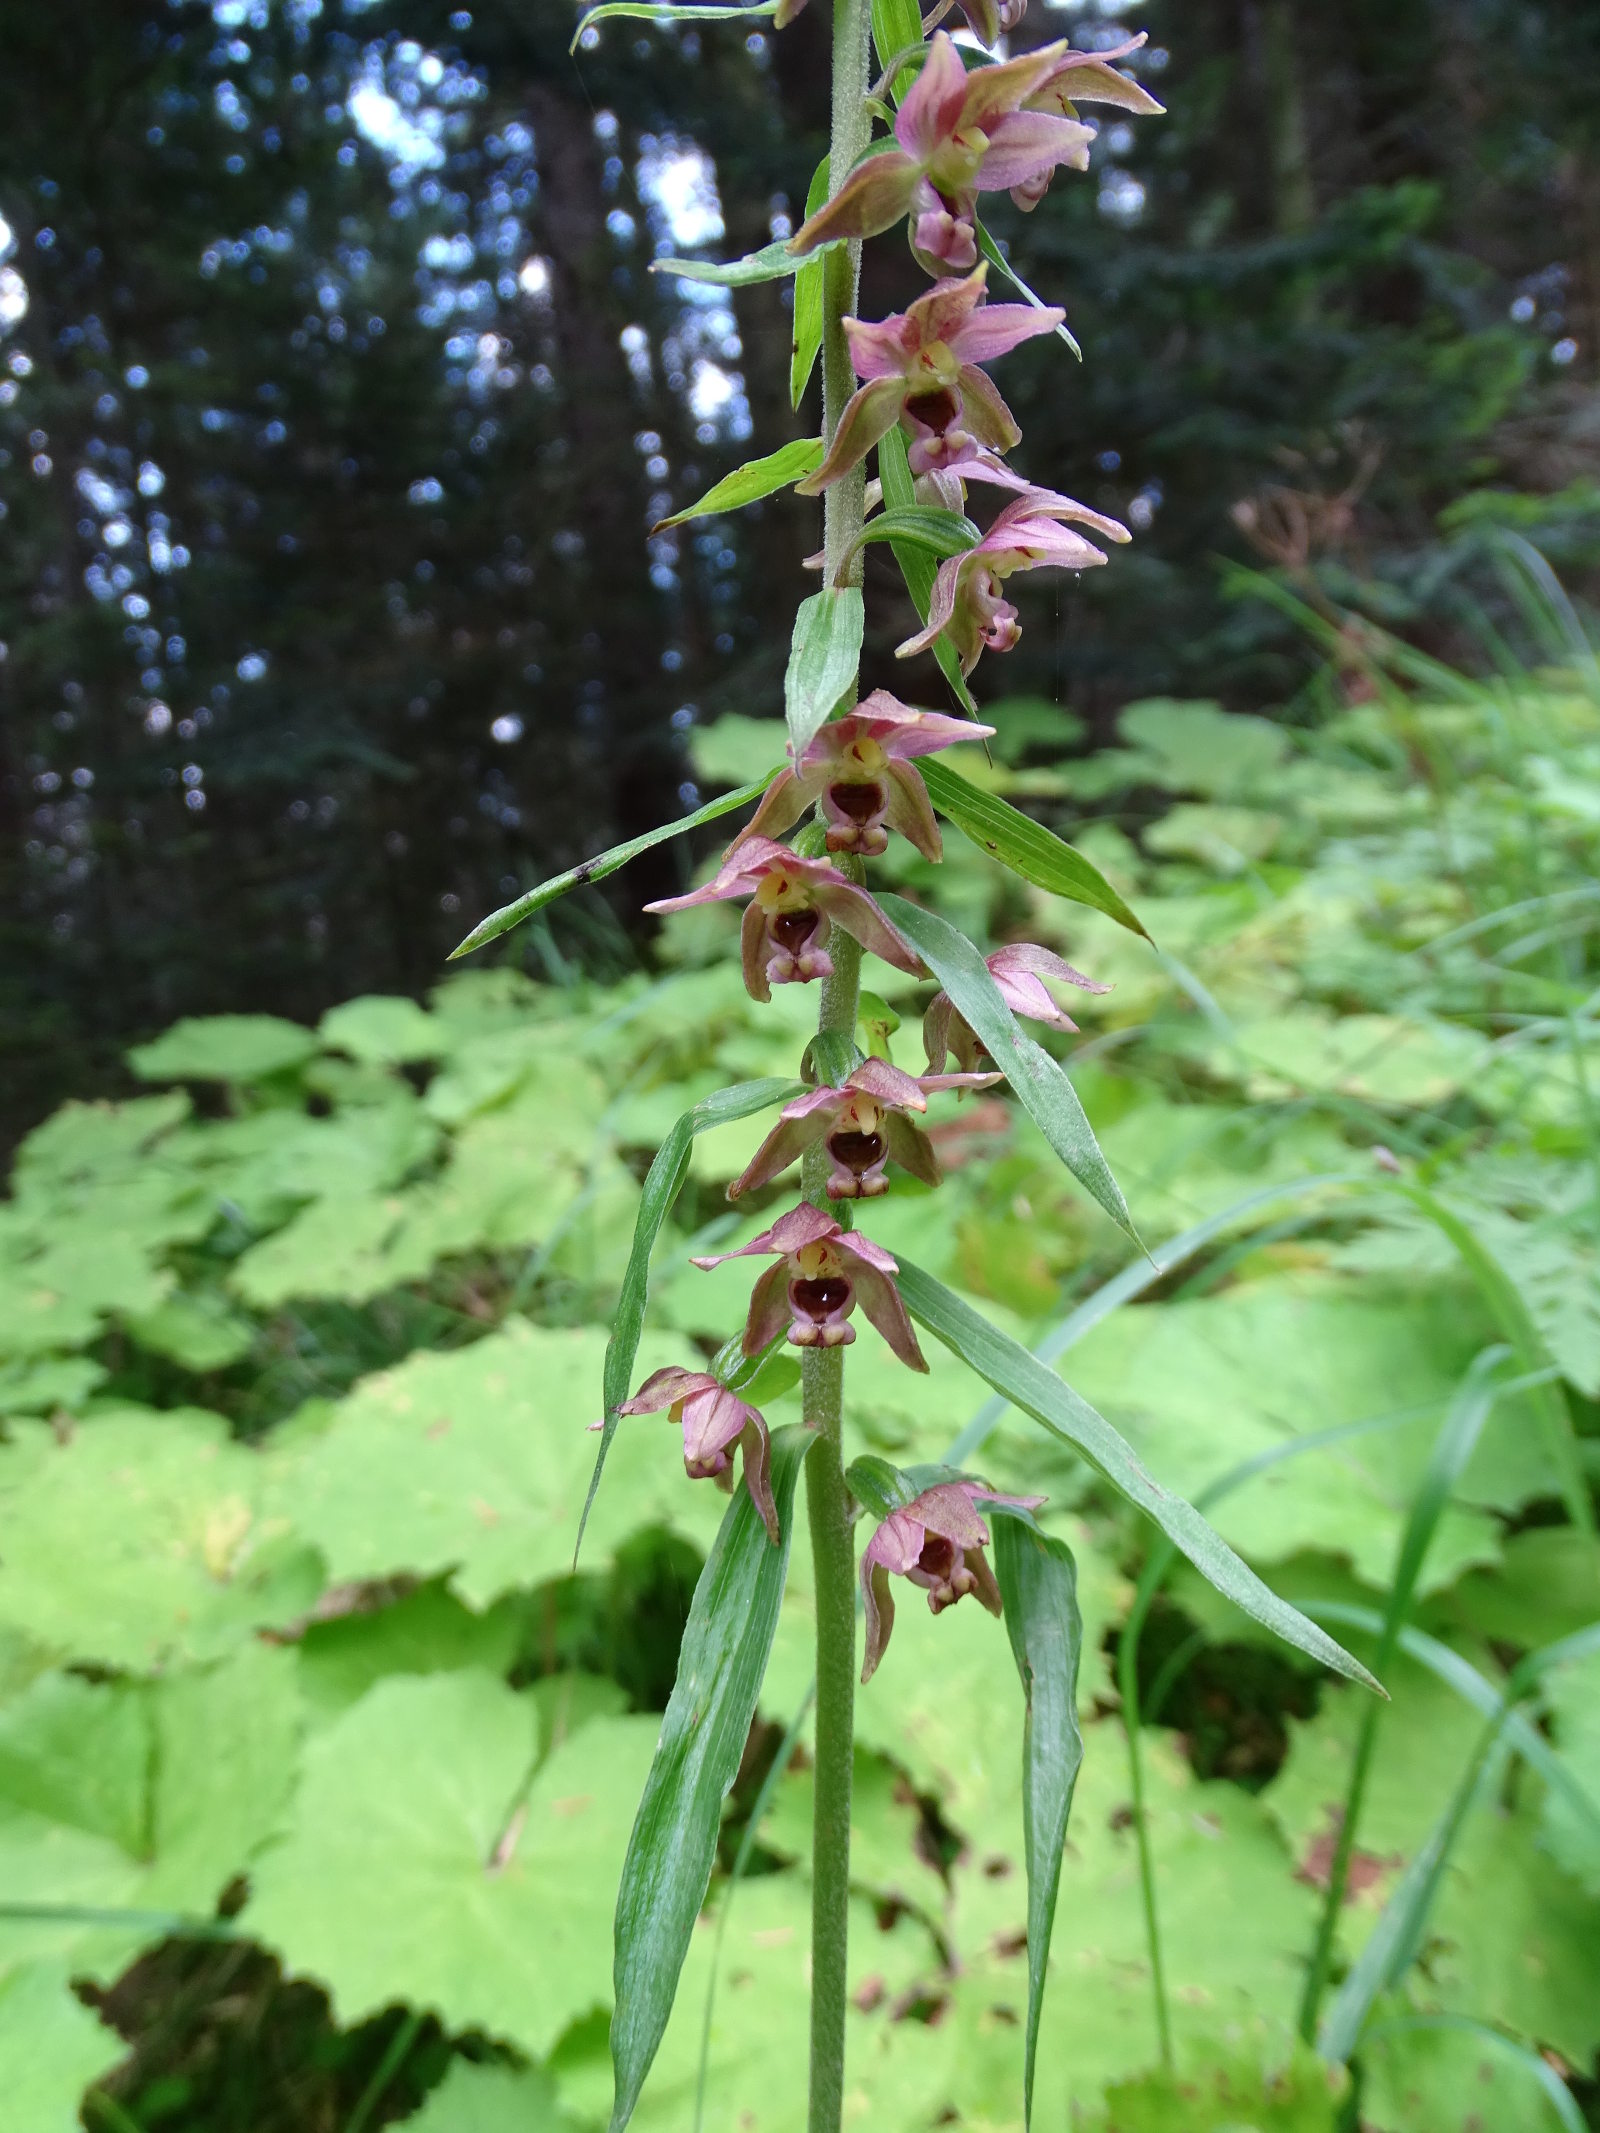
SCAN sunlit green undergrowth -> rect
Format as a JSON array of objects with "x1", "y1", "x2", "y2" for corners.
[{"x1": 2, "y1": 638, "x2": 1597, "y2": 2131}]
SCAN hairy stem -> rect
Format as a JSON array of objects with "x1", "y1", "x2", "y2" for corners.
[{"x1": 806, "y1": 1, "x2": 872, "y2": 2118}]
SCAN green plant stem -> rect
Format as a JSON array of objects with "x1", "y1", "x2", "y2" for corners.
[{"x1": 805, "y1": 0, "x2": 870, "y2": 2093}]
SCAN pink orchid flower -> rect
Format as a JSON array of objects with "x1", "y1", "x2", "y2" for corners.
[
  {"x1": 924, "y1": 942, "x2": 1109, "y2": 1073},
  {"x1": 602, "y1": 1366, "x2": 778, "y2": 1543},
  {"x1": 736, "y1": 691, "x2": 991, "y2": 861},
  {"x1": 796, "y1": 265, "x2": 1061, "y2": 495},
  {"x1": 860, "y1": 1478, "x2": 1044, "y2": 1680},
  {"x1": 1010, "y1": 34, "x2": 1165, "y2": 206},
  {"x1": 897, "y1": 487, "x2": 1131, "y2": 674},
  {"x1": 789, "y1": 34, "x2": 1093, "y2": 276},
  {"x1": 693, "y1": 1201, "x2": 926, "y2": 1371},
  {"x1": 728, "y1": 1057, "x2": 1001, "y2": 1203},
  {"x1": 644, "y1": 836, "x2": 921, "y2": 1004}
]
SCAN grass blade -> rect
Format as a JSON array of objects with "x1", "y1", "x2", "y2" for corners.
[
  {"x1": 576, "y1": 1077, "x2": 801, "y2": 1565},
  {"x1": 896, "y1": 1259, "x2": 1381, "y2": 1691},
  {"x1": 1297, "y1": 1345, "x2": 1510, "y2": 2040},
  {"x1": 919, "y1": 757, "x2": 1151, "y2": 939},
  {"x1": 877, "y1": 893, "x2": 1137, "y2": 1241},
  {"x1": 990, "y1": 1510, "x2": 1084, "y2": 2129},
  {"x1": 609, "y1": 1427, "x2": 809, "y2": 2131},
  {"x1": 449, "y1": 777, "x2": 775, "y2": 959}
]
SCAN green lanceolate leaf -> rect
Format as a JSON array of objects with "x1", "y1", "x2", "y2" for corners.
[
  {"x1": 870, "y1": 0, "x2": 922, "y2": 75},
  {"x1": 575, "y1": 1078, "x2": 801, "y2": 1566},
  {"x1": 837, "y1": 505, "x2": 980, "y2": 581},
  {"x1": 876, "y1": 427, "x2": 981, "y2": 717},
  {"x1": 609, "y1": 1426, "x2": 808, "y2": 2132},
  {"x1": 975, "y1": 223, "x2": 1081, "y2": 360},
  {"x1": 919, "y1": 758, "x2": 1151, "y2": 940},
  {"x1": 856, "y1": 990, "x2": 900, "y2": 1057},
  {"x1": 653, "y1": 438, "x2": 824, "y2": 530},
  {"x1": 895, "y1": 1260, "x2": 1383, "y2": 1693},
  {"x1": 449, "y1": 778, "x2": 776, "y2": 959},
  {"x1": 877, "y1": 894, "x2": 1137, "y2": 1242},
  {"x1": 571, "y1": 0, "x2": 778, "y2": 51},
  {"x1": 991, "y1": 1510, "x2": 1084, "y2": 2131},
  {"x1": 785, "y1": 588, "x2": 865, "y2": 758},
  {"x1": 790, "y1": 157, "x2": 829, "y2": 410},
  {"x1": 651, "y1": 239, "x2": 838, "y2": 288}
]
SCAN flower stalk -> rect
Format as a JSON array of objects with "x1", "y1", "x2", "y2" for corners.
[{"x1": 805, "y1": 3, "x2": 875, "y2": 2121}]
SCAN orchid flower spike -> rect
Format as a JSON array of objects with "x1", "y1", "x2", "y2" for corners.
[
  {"x1": 737, "y1": 691, "x2": 991, "y2": 862},
  {"x1": 897, "y1": 487, "x2": 1132, "y2": 674},
  {"x1": 693, "y1": 1201, "x2": 926, "y2": 1371},
  {"x1": 789, "y1": 34, "x2": 1093, "y2": 276},
  {"x1": 925, "y1": 942, "x2": 1109, "y2": 1072},
  {"x1": 797, "y1": 266, "x2": 1062, "y2": 495},
  {"x1": 860, "y1": 1479, "x2": 1044, "y2": 1681},
  {"x1": 729, "y1": 1056, "x2": 1001, "y2": 1202},
  {"x1": 644, "y1": 836, "x2": 921, "y2": 1003},
  {"x1": 602, "y1": 1366, "x2": 779, "y2": 1543}
]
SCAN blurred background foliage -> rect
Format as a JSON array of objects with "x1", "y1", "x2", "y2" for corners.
[
  {"x1": 4, "y1": 3, "x2": 1600, "y2": 2129},
  {"x1": 3, "y1": 0, "x2": 1600, "y2": 1139}
]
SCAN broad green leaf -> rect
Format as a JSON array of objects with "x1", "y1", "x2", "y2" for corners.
[
  {"x1": 318, "y1": 993, "x2": 447, "y2": 1065},
  {"x1": 876, "y1": 894, "x2": 1136, "y2": 1240},
  {"x1": 654, "y1": 437, "x2": 823, "y2": 529},
  {"x1": 894, "y1": 1261, "x2": 1382, "y2": 1692},
  {"x1": 1076, "y1": 2038, "x2": 1346, "y2": 2131},
  {"x1": 0, "y1": 1961, "x2": 122, "y2": 2131},
  {"x1": 247, "y1": 1674, "x2": 660, "y2": 2056},
  {"x1": 0, "y1": 1647, "x2": 300, "y2": 1984},
  {"x1": 920, "y1": 757, "x2": 1151, "y2": 938},
  {"x1": 571, "y1": 0, "x2": 778, "y2": 50},
  {"x1": 838, "y1": 504, "x2": 979, "y2": 577},
  {"x1": 991, "y1": 1509, "x2": 1084, "y2": 2130},
  {"x1": 975, "y1": 222, "x2": 1081, "y2": 359},
  {"x1": 123, "y1": 1287, "x2": 255, "y2": 1371},
  {"x1": 0, "y1": 1410, "x2": 320, "y2": 1669},
  {"x1": 579, "y1": 1078, "x2": 800, "y2": 1565},
  {"x1": 1361, "y1": 2017, "x2": 1585, "y2": 2133},
  {"x1": 127, "y1": 1013, "x2": 318, "y2": 1084},
  {"x1": 296, "y1": 1582, "x2": 530, "y2": 1724},
  {"x1": 1542, "y1": 1644, "x2": 1600, "y2": 1895},
  {"x1": 784, "y1": 588, "x2": 864, "y2": 758},
  {"x1": 406, "y1": 2057, "x2": 573, "y2": 2133},
  {"x1": 450, "y1": 778, "x2": 775, "y2": 959},
  {"x1": 609, "y1": 1428, "x2": 807, "y2": 2131},
  {"x1": 876, "y1": 425, "x2": 981, "y2": 715},
  {"x1": 790, "y1": 157, "x2": 829, "y2": 409},
  {"x1": 651, "y1": 241, "x2": 836, "y2": 287},
  {"x1": 270, "y1": 1321, "x2": 727, "y2": 1608}
]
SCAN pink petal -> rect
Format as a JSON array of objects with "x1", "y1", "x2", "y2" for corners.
[
  {"x1": 907, "y1": 1480, "x2": 994, "y2": 1549},
  {"x1": 975, "y1": 110, "x2": 1094, "y2": 192},
  {"x1": 740, "y1": 900, "x2": 772, "y2": 1005},
  {"x1": 959, "y1": 39, "x2": 1066, "y2": 128},
  {"x1": 989, "y1": 942, "x2": 1109, "y2": 993},
  {"x1": 861, "y1": 1558, "x2": 898, "y2": 1682},
  {"x1": 908, "y1": 263, "x2": 991, "y2": 352},
  {"x1": 844, "y1": 311, "x2": 921, "y2": 382},
  {"x1": 955, "y1": 364, "x2": 1022, "y2": 455},
  {"x1": 893, "y1": 31, "x2": 969, "y2": 161},
  {"x1": 739, "y1": 1417, "x2": 780, "y2": 1545},
  {"x1": 861, "y1": 697, "x2": 991, "y2": 759},
  {"x1": 735, "y1": 767, "x2": 816, "y2": 850},
  {"x1": 809, "y1": 881, "x2": 924, "y2": 976},
  {"x1": 836, "y1": 1226, "x2": 900, "y2": 1276},
  {"x1": 618, "y1": 1365, "x2": 718, "y2": 1416},
  {"x1": 796, "y1": 375, "x2": 907, "y2": 496},
  {"x1": 846, "y1": 1057, "x2": 930, "y2": 1110},
  {"x1": 990, "y1": 517, "x2": 1110, "y2": 571},
  {"x1": 788, "y1": 151, "x2": 920, "y2": 254},
  {"x1": 882, "y1": 759, "x2": 943, "y2": 864},
  {"x1": 945, "y1": 300, "x2": 1065, "y2": 368},
  {"x1": 727, "y1": 1111, "x2": 823, "y2": 1199},
  {"x1": 918, "y1": 1068, "x2": 1005, "y2": 1094},
  {"x1": 850, "y1": 1260, "x2": 928, "y2": 1371},
  {"x1": 679, "y1": 1384, "x2": 759, "y2": 1466},
  {"x1": 742, "y1": 1257, "x2": 793, "y2": 1356},
  {"x1": 895, "y1": 553, "x2": 965, "y2": 661},
  {"x1": 995, "y1": 968, "x2": 1079, "y2": 1031},
  {"x1": 865, "y1": 1507, "x2": 927, "y2": 1578},
  {"x1": 883, "y1": 1110, "x2": 942, "y2": 1189}
]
